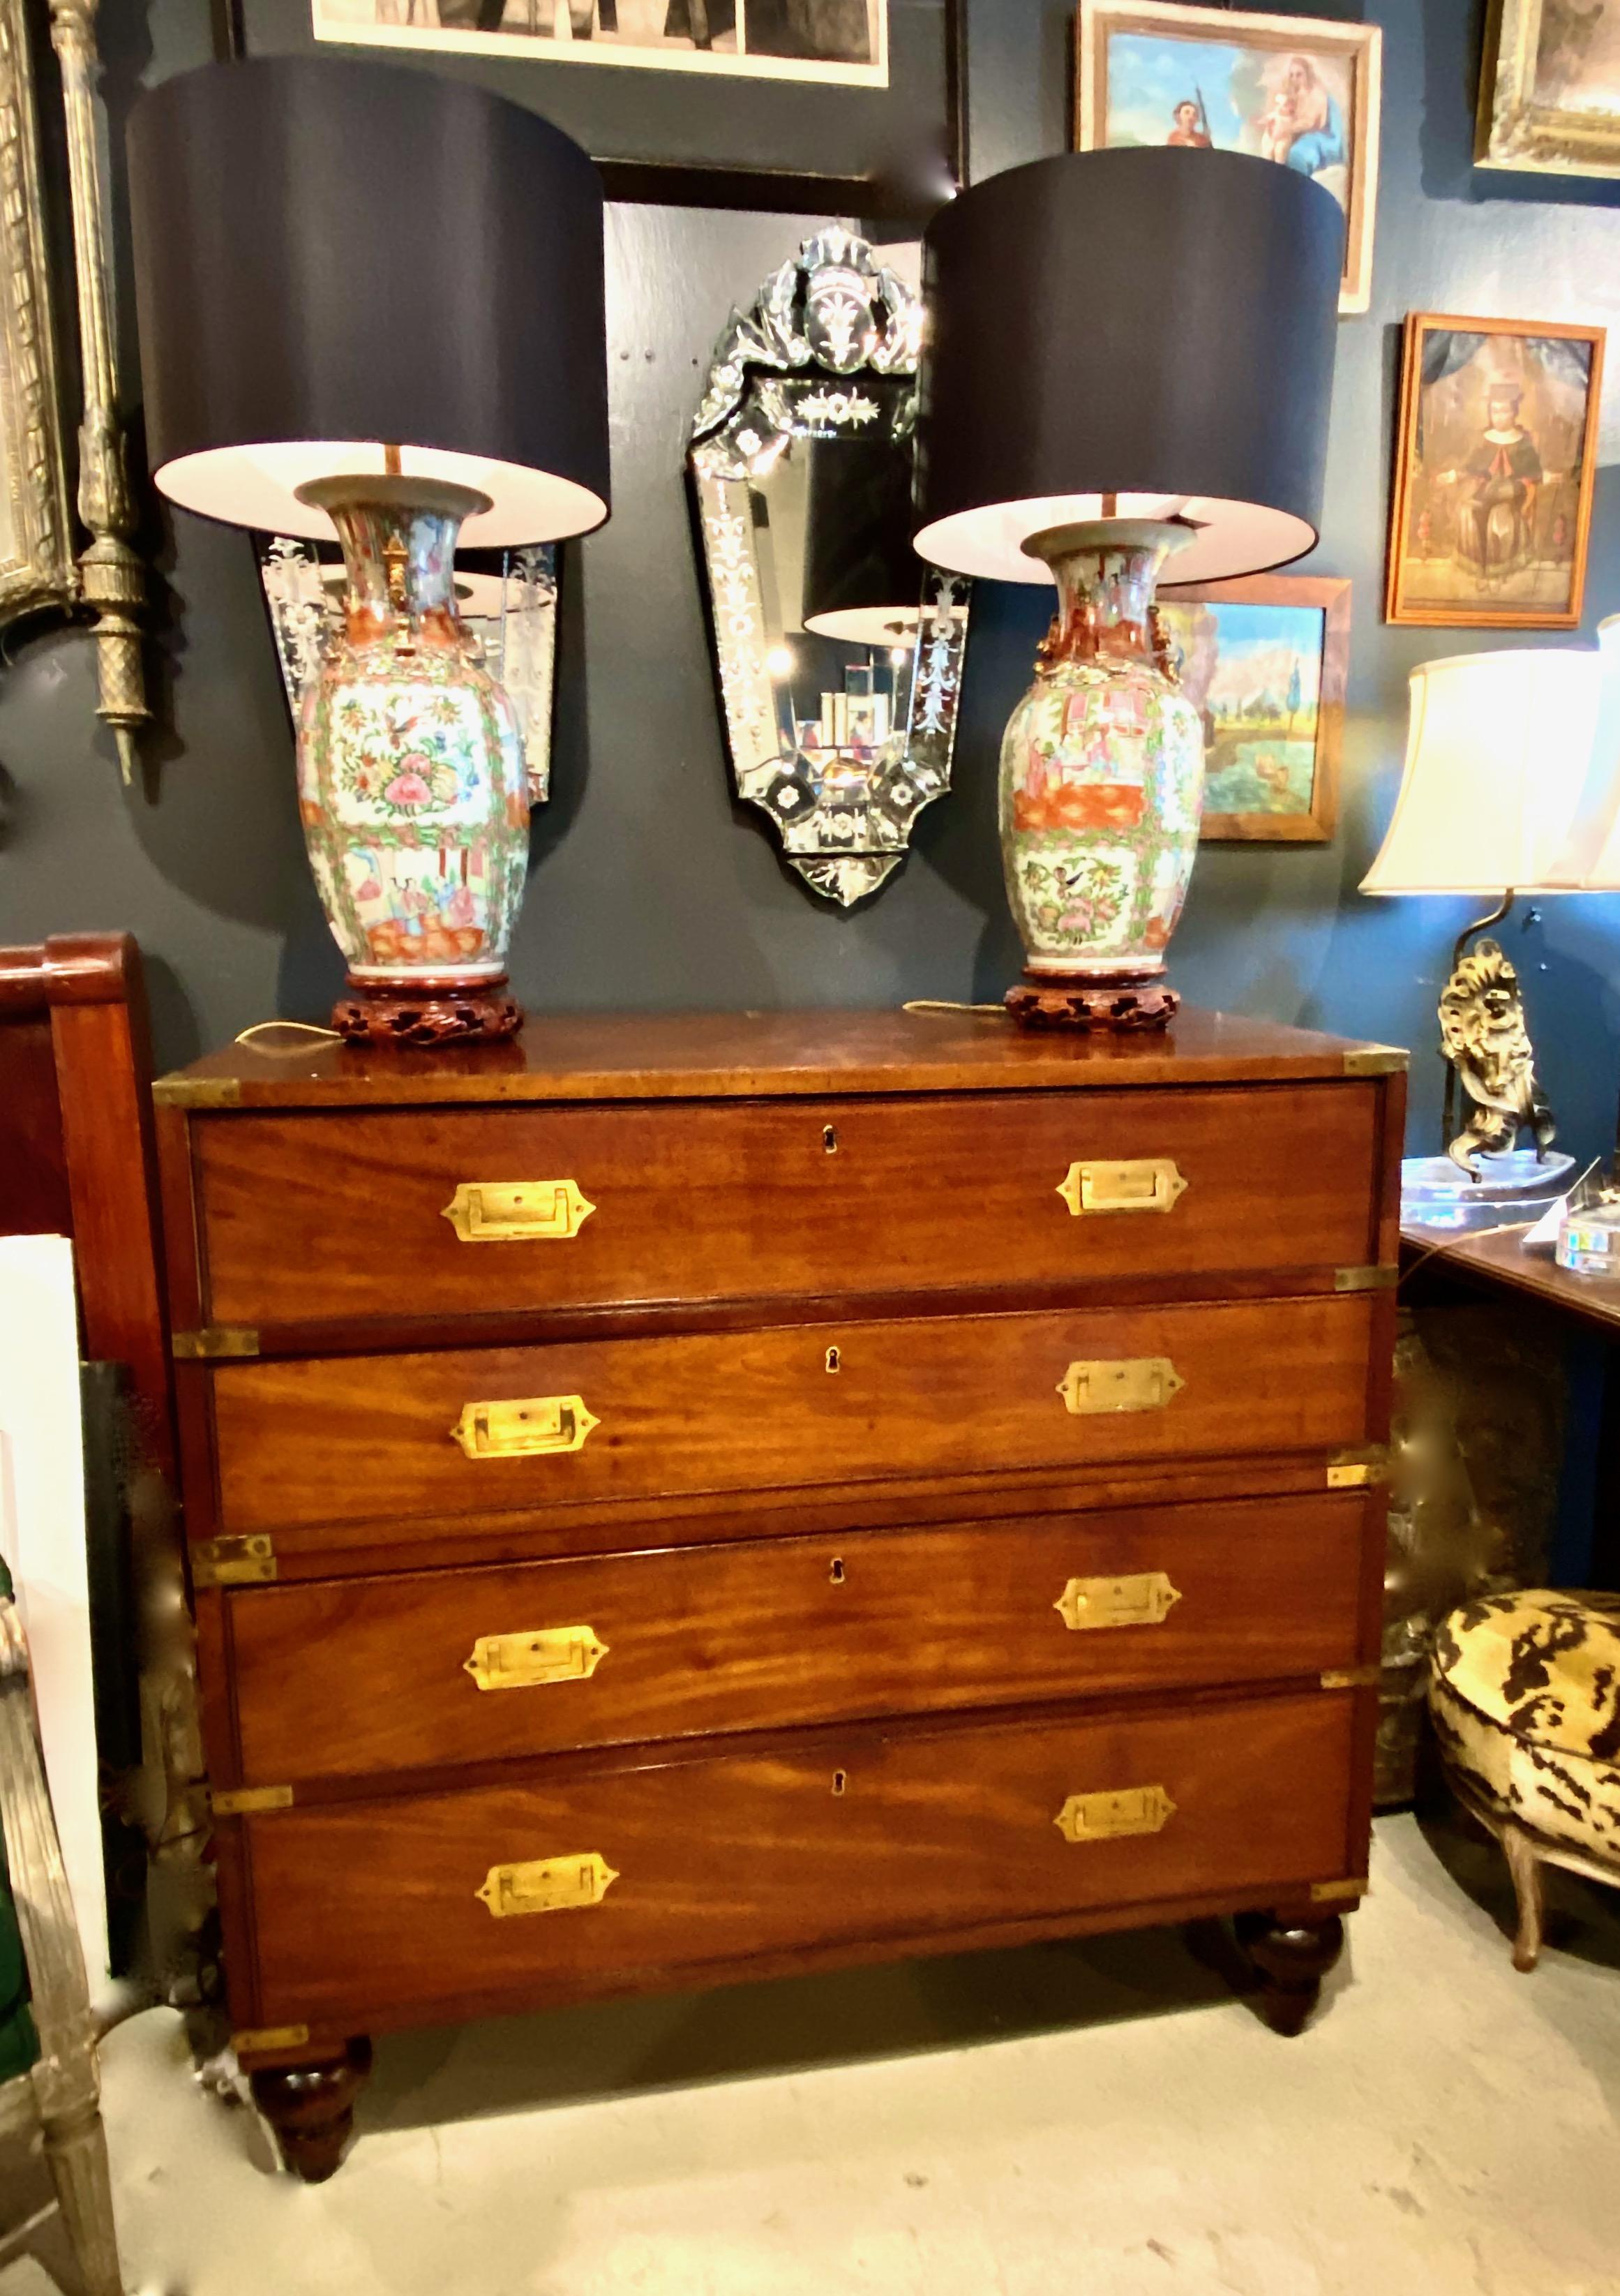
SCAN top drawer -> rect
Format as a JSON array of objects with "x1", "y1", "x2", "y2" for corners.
[{"x1": 188, "y1": 1083, "x2": 1379, "y2": 1326}]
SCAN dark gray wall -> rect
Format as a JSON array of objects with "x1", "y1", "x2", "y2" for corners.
[{"x1": 6, "y1": 0, "x2": 1620, "y2": 1161}]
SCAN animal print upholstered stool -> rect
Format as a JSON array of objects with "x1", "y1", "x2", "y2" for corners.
[{"x1": 1430, "y1": 1590, "x2": 1620, "y2": 1971}]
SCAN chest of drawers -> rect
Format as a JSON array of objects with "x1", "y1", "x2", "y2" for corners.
[{"x1": 153, "y1": 1008, "x2": 1404, "y2": 2181}]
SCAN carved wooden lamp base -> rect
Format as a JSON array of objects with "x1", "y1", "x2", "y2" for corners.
[
  {"x1": 333, "y1": 976, "x2": 524, "y2": 1048},
  {"x1": 1005, "y1": 975, "x2": 1180, "y2": 1033}
]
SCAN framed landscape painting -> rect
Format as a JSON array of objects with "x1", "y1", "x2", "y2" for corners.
[
  {"x1": 1478, "y1": 0, "x2": 1620, "y2": 176},
  {"x1": 1157, "y1": 575, "x2": 1349, "y2": 843},
  {"x1": 1074, "y1": 0, "x2": 1381, "y2": 311},
  {"x1": 1386, "y1": 313, "x2": 1605, "y2": 629}
]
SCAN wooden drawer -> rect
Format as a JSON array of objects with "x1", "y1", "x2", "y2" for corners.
[
  {"x1": 188, "y1": 1084, "x2": 1379, "y2": 1327},
  {"x1": 225, "y1": 1494, "x2": 1370, "y2": 1786},
  {"x1": 207, "y1": 1295, "x2": 1377, "y2": 1537},
  {"x1": 238, "y1": 1690, "x2": 1358, "y2": 2029}
]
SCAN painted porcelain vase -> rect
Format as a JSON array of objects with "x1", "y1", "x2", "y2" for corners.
[
  {"x1": 294, "y1": 476, "x2": 530, "y2": 1027},
  {"x1": 1000, "y1": 521, "x2": 1203, "y2": 985}
]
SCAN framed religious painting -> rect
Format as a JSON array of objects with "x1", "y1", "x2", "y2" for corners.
[
  {"x1": 1386, "y1": 313, "x2": 1605, "y2": 630},
  {"x1": 1074, "y1": 0, "x2": 1381, "y2": 311},
  {"x1": 1477, "y1": 0, "x2": 1620, "y2": 177},
  {"x1": 1157, "y1": 574, "x2": 1349, "y2": 843}
]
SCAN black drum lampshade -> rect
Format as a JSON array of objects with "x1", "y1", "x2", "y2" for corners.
[
  {"x1": 914, "y1": 147, "x2": 1342, "y2": 586},
  {"x1": 802, "y1": 438, "x2": 926, "y2": 645},
  {"x1": 126, "y1": 57, "x2": 610, "y2": 548}
]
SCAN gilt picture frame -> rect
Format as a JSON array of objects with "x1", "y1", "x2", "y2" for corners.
[
  {"x1": 1386, "y1": 311, "x2": 1605, "y2": 631},
  {"x1": 0, "y1": 0, "x2": 73, "y2": 627},
  {"x1": 1074, "y1": 0, "x2": 1381, "y2": 313},
  {"x1": 1477, "y1": 0, "x2": 1620, "y2": 177},
  {"x1": 1157, "y1": 574, "x2": 1349, "y2": 844}
]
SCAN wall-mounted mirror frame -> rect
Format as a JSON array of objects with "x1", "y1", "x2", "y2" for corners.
[
  {"x1": 689, "y1": 228, "x2": 970, "y2": 907},
  {"x1": 0, "y1": 0, "x2": 74, "y2": 627}
]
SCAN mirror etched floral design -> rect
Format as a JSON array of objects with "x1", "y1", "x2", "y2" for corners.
[{"x1": 690, "y1": 230, "x2": 971, "y2": 905}]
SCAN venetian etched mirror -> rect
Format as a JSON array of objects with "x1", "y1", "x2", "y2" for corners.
[
  {"x1": 689, "y1": 230, "x2": 971, "y2": 905},
  {"x1": 257, "y1": 539, "x2": 560, "y2": 800}
]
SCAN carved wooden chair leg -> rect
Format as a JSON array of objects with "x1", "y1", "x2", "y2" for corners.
[
  {"x1": 1236, "y1": 1909, "x2": 1345, "y2": 2036},
  {"x1": 1501, "y1": 1821, "x2": 1545, "y2": 1973},
  {"x1": 249, "y1": 2039, "x2": 373, "y2": 2184},
  {"x1": 38, "y1": 2092, "x2": 124, "y2": 2296},
  {"x1": 1, "y1": 1592, "x2": 127, "y2": 2295}
]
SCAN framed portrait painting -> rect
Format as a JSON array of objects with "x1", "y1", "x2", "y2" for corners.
[
  {"x1": 1156, "y1": 575, "x2": 1349, "y2": 844},
  {"x1": 1477, "y1": 0, "x2": 1620, "y2": 176},
  {"x1": 1386, "y1": 313, "x2": 1605, "y2": 630},
  {"x1": 1074, "y1": 0, "x2": 1381, "y2": 312}
]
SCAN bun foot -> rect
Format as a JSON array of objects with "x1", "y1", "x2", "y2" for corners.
[
  {"x1": 249, "y1": 2038, "x2": 373, "y2": 2182},
  {"x1": 1236, "y1": 1910, "x2": 1345, "y2": 2036}
]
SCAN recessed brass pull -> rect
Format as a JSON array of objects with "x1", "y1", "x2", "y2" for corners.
[
  {"x1": 476, "y1": 1850, "x2": 619, "y2": 1918},
  {"x1": 1057, "y1": 1357, "x2": 1183, "y2": 1415},
  {"x1": 442, "y1": 1180, "x2": 595, "y2": 1244},
  {"x1": 1055, "y1": 1784, "x2": 1177, "y2": 1843},
  {"x1": 451, "y1": 1395, "x2": 599, "y2": 1459},
  {"x1": 465, "y1": 1625, "x2": 608, "y2": 1692},
  {"x1": 1057, "y1": 1158, "x2": 1187, "y2": 1216},
  {"x1": 1055, "y1": 1572, "x2": 1181, "y2": 1631}
]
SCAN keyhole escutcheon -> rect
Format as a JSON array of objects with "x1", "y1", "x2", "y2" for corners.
[
  {"x1": 825, "y1": 1344, "x2": 841, "y2": 1373},
  {"x1": 823, "y1": 1125, "x2": 839, "y2": 1153}
]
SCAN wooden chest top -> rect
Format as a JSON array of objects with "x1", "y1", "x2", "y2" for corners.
[{"x1": 152, "y1": 1006, "x2": 1407, "y2": 1110}]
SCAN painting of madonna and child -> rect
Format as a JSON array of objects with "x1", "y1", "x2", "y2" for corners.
[
  {"x1": 312, "y1": 0, "x2": 886, "y2": 82},
  {"x1": 1386, "y1": 314, "x2": 1606, "y2": 630},
  {"x1": 1075, "y1": 0, "x2": 1380, "y2": 310}
]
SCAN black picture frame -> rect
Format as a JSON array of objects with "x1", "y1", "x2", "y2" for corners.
[{"x1": 224, "y1": 0, "x2": 966, "y2": 221}]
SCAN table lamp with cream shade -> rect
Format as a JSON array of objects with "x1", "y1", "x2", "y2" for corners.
[
  {"x1": 125, "y1": 57, "x2": 610, "y2": 1046},
  {"x1": 1360, "y1": 645, "x2": 1603, "y2": 1196}
]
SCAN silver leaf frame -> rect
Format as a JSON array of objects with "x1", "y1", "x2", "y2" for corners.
[
  {"x1": 689, "y1": 229, "x2": 971, "y2": 908},
  {"x1": 0, "y1": 0, "x2": 73, "y2": 627}
]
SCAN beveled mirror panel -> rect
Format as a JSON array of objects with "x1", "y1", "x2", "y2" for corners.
[{"x1": 689, "y1": 229, "x2": 970, "y2": 907}]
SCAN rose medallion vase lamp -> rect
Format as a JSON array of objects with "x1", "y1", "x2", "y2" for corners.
[
  {"x1": 1361, "y1": 645, "x2": 1605, "y2": 1216},
  {"x1": 125, "y1": 58, "x2": 610, "y2": 1044},
  {"x1": 913, "y1": 148, "x2": 1342, "y2": 1030}
]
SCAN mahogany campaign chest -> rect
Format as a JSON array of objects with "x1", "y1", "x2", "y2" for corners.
[{"x1": 153, "y1": 1008, "x2": 1405, "y2": 2179}]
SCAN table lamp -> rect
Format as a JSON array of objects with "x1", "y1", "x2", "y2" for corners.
[
  {"x1": 126, "y1": 59, "x2": 610, "y2": 1045},
  {"x1": 913, "y1": 148, "x2": 1342, "y2": 1030},
  {"x1": 1360, "y1": 646, "x2": 1602, "y2": 1191}
]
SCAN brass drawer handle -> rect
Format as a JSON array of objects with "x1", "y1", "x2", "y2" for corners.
[
  {"x1": 1057, "y1": 1357, "x2": 1183, "y2": 1415},
  {"x1": 442, "y1": 1180, "x2": 595, "y2": 1243},
  {"x1": 451, "y1": 1395, "x2": 600, "y2": 1459},
  {"x1": 1055, "y1": 1785, "x2": 1177, "y2": 1843},
  {"x1": 1058, "y1": 1159, "x2": 1187, "y2": 1216},
  {"x1": 1055, "y1": 1572, "x2": 1181, "y2": 1630},
  {"x1": 476, "y1": 1851, "x2": 618, "y2": 1918},
  {"x1": 465, "y1": 1625, "x2": 608, "y2": 1691}
]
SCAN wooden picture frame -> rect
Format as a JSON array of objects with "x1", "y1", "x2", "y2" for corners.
[
  {"x1": 1074, "y1": 0, "x2": 1381, "y2": 313},
  {"x1": 1386, "y1": 311, "x2": 1605, "y2": 631},
  {"x1": 1157, "y1": 574, "x2": 1349, "y2": 844},
  {"x1": 1476, "y1": 0, "x2": 1620, "y2": 177}
]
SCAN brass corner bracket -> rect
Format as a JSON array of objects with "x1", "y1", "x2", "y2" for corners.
[
  {"x1": 191, "y1": 1535, "x2": 277, "y2": 1590},
  {"x1": 172, "y1": 1327, "x2": 260, "y2": 1361}
]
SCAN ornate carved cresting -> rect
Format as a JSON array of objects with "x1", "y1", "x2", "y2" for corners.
[
  {"x1": 689, "y1": 230, "x2": 970, "y2": 905},
  {"x1": 49, "y1": 0, "x2": 152, "y2": 782}
]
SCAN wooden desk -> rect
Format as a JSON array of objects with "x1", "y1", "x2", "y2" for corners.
[{"x1": 1401, "y1": 1221, "x2": 1620, "y2": 1339}]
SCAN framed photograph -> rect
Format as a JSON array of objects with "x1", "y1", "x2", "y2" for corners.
[
  {"x1": 312, "y1": 0, "x2": 887, "y2": 84},
  {"x1": 1074, "y1": 0, "x2": 1381, "y2": 314},
  {"x1": 1386, "y1": 313, "x2": 1605, "y2": 630},
  {"x1": 237, "y1": 0, "x2": 959, "y2": 216},
  {"x1": 1157, "y1": 575, "x2": 1349, "y2": 844},
  {"x1": 1477, "y1": 0, "x2": 1620, "y2": 176}
]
